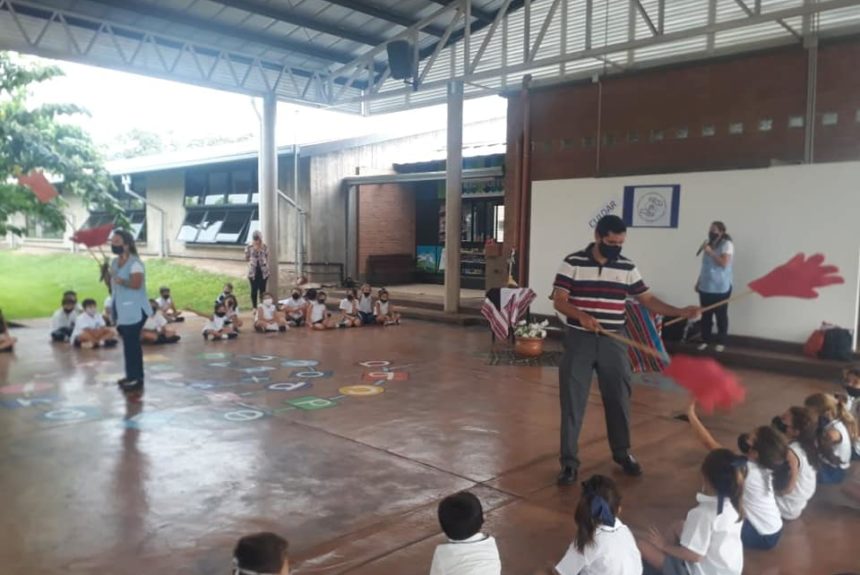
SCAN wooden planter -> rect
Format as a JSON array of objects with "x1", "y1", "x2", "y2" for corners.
[{"x1": 514, "y1": 336, "x2": 544, "y2": 357}]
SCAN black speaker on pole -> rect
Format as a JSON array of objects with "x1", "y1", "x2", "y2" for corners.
[{"x1": 387, "y1": 40, "x2": 415, "y2": 80}]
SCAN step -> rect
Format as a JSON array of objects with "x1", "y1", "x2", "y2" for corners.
[{"x1": 395, "y1": 305, "x2": 486, "y2": 326}]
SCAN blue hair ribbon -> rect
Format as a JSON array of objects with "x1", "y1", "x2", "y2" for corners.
[
  {"x1": 589, "y1": 495, "x2": 616, "y2": 526},
  {"x1": 817, "y1": 415, "x2": 830, "y2": 433}
]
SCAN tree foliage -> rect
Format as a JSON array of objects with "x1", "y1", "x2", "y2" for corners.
[{"x1": 0, "y1": 53, "x2": 124, "y2": 236}]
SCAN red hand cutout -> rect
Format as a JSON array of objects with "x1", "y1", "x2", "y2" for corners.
[
  {"x1": 748, "y1": 253, "x2": 844, "y2": 299},
  {"x1": 71, "y1": 223, "x2": 114, "y2": 248},
  {"x1": 17, "y1": 171, "x2": 59, "y2": 204},
  {"x1": 663, "y1": 355, "x2": 746, "y2": 414}
]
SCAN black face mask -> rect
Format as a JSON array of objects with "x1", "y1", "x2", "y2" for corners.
[
  {"x1": 292, "y1": 293, "x2": 300, "y2": 300},
  {"x1": 111, "y1": 244, "x2": 124, "y2": 255},
  {"x1": 598, "y1": 242, "x2": 622, "y2": 260},
  {"x1": 708, "y1": 232, "x2": 720, "y2": 243},
  {"x1": 845, "y1": 385, "x2": 860, "y2": 398},
  {"x1": 317, "y1": 299, "x2": 326, "y2": 304},
  {"x1": 771, "y1": 416, "x2": 788, "y2": 434},
  {"x1": 737, "y1": 433, "x2": 752, "y2": 454},
  {"x1": 215, "y1": 311, "x2": 226, "y2": 318}
]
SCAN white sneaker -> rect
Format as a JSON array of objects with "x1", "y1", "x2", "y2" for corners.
[
  {"x1": 715, "y1": 344, "x2": 726, "y2": 352},
  {"x1": 266, "y1": 323, "x2": 279, "y2": 332},
  {"x1": 221, "y1": 334, "x2": 229, "y2": 340},
  {"x1": 697, "y1": 343, "x2": 708, "y2": 351}
]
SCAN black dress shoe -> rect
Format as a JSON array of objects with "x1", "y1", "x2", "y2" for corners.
[
  {"x1": 557, "y1": 467, "x2": 578, "y2": 486},
  {"x1": 614, "y1": 454, "x2": 643, "y2": 476}
]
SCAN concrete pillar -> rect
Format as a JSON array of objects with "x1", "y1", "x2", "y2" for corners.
[
  {"x1": 443, "y1": 80, "x2": 464, "y2": 313},
  {"x1": 803, "y1": 36, "x2": 818, "y2": 164},
  {"x1": 260, "y1": 93, "x2": 280, "y2": 297}
]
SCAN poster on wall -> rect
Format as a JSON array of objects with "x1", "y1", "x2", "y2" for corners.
[{"x1": 622, "y1": 185, "x2": 680, "y2": 228}]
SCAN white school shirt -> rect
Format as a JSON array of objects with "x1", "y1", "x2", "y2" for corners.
[
  {"x1": 743, "y1": 460, "x2": 783, "y2": 536},
  {"x1": 827, "y1": 420, "x2": 852, "y2": 469},
  {"x1": 282, "y1": 297, "x2": 306, "y2": 316},
  {"x1": 357, "y1": 293, "x2": 374, "y2": 313},
  {"x1": 339, "y1": 298, "x2": 357, "y2": 315},
  {"x1": 429, "y1": 533, "x2": 501, "y2": 575},
  {"x1": 555, "y1": 519, "x2": 641, "y2": 575},
  {"x1": 156, "y1": 296, "x2": 173, "y2": 311},
  {"x1": 71, "y1": 311, "x2": 106, "y2": 341},
  {"x1": 679, "y1": 493, "x2": 743, "y2": 575},
  {"x1": 258, "y1": 302, "x2": 277, "y2": 321},
  {"x1": 376, "y1": 300, "x2": 390, "y2": 316},
  {"x1": 776, "y1": 442, "x2": 817, "y2": 520},
  {"x1": 309, "y1": 301, "x2": 328, "y2": 323},
  {"x1": 51, "y1": 308, "x2": 78, "y2": 331},
  {"x1": 143, "y1": 311, "x2": 168, "y2": 332},
  {"x1": 203, "y1": 314, "x2": 227, "y2": 333},
  {"x1": 847, "y1": 395, "x2": 860, "y2": 456},
  {"x1": 103, "y1": 295, "x2": 113, "y2": 313}
]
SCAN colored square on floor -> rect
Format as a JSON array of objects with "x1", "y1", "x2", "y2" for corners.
[
  {"x1": 287, "y1": 396, "x2": 337, "y2": 411},
  {"x1": 362, "y1": 371, "x2": 409, "y2": 382},
  {"x1": 1, "y1": 395, "x2": 60, "y2": 409},
  {"x1": 289, "y1": 369, "x2": 333, "y2": 379},
  {"x1": 0, "y1": 382, "x2": 55, "y2": 395},
  {"x1": 199, "y1": 352, "x2": 231, "y2": 360},
  {"x1": 143, "y1": 354, "x2": 169, "y2": 362}
]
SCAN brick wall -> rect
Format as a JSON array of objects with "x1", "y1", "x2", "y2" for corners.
[{"x1": 357, "y1": 184, "x2": 416, "y2": 277}]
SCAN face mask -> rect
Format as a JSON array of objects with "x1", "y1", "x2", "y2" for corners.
[
  {"x1": 737, "y1": 433, "x2": 752, "y2": 454},
  {"x1": 111, "y1": 244, "x2": 124, "y2": 255},
  {"x1": 263, "y1": 298, "x2": 273, "y2": 306},
  {"x1": 253, "y1": 236, "x2": 261, "y2": 242},
  {"x1": 708, "y1": 232, "x2": 720, "y2": 243},
  {"x1": 292, "y1": 293, "x2": 300, "y2": 300},
  {"x1": 381, "y1": 297, "x2": 389, "y2": 302},
  {"x1": 845, "y1": 385, "x2": 860, "y2": 398},
  {"x1": 216, "y1": 311, "x2": 226, "y2": 318},
  {"x1": 598, "y1": 242, "x2": 622, "y2": 260},
  {"x1": 85, "y1": 307, "x2": 96, "y2": 316},
  {"x1": 318, "y1": 298, "x2": 326, "y2": 304},
  {"x1": 363, "y1": 291, "x2": 370, "y2": 296},
  {"x1": 771, "y1": 416, "x2": 788, "y2": 434}
]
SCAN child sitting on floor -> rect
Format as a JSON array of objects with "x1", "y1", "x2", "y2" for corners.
[
  {"x1": 71, "y1": 298, "x2": 119, "y2": 349},
  {"x1": 156, "y1": 286, "x2": 184, "y2": 322},
  {"x1": 203, "y1": 302, "x2": 238, "y2": 341},
  {"x1": 546, "y1": 474, "x2": 641, "y2": 575},
  {"x1": 224, "y1": 294, "x2": 243, "y2": 330},
  {"x1": 638, "y1": 448, "x2": 744, "y2": 575},
  {"x1": 687, "y1": 402, "x2": 786, "y2": 551},
  {"x1": 50, "y1": 293, "x2": 79, "y2": 342},
  {"x1": 215, "y1": 282, "x2": 234, "y2": 306},
  {"x1": 282, "y1": 288, "x2": 308, "y2": 327},
  {"x1": 255, "y1": 292, "x2": 287, "y2": 333},
  {"x1": 232, "y1": 532, "x2": 290, "y2": 575},
  {"x1": 375, "y1": 288, "x2": 401, "y2": 326},
  {"x1": 357, "y1": 283, "x2": 376, "y2": 326},
  {"x1": 337, "y1": 289, "x2": 361, "y2": 328},
  {"x1": 771, "y1": 406, "x2": 819, "y2": 520},
  {"x1": 838, "y1": 366, "x2": 860, "y2": 460},
  {"x1": 141, "y1": 299, "x2": 181, "y2": 345},
  {"x1": 430, "y1": 491, "x2": 501, "y2": 575},
  {"x1": 0, "y1": 309, "x2": 16, "y2": 352},
  {"x1": 307, "y1": 290, "x2": 336, "y2": 330},
  {"x1": 804, "y1": 393, "x2": 856, "y2": 484}
]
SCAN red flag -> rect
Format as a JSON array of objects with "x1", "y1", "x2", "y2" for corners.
[
  {"x1": 748, "y1": 253, "x2": 844, "y2": 299},
  {"x1": 17, "y1": 171, "x2": 59, "y2": 204},
  {"x1": 663, "y1": 355, "x2": 746, "y2": 414},
  {"x1": 71, "y1": 223, "x2": 113, "y2": 248}
]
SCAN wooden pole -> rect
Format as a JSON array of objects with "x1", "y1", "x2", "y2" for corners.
[{"x1": 663, "y1": 289, "x2": 756, "y2": 328}]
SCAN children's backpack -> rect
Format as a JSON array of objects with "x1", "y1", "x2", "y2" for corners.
[
  {"x1": 803, "y1": 327, "x2": 826, "y2": 359},
  {"x1": 820, "y1": 327, "x2": 853, "y2": 361}
]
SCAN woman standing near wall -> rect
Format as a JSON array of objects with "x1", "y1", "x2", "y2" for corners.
[
  {"x1": 245, "y1": 231, "x2": 270, "y2": 309},
  {"x1": 696, "y1": 221, "x2": 734, "y2": 352},
  {"x1": 109, "y1": 229, "x2": 151, "y2": 397}
]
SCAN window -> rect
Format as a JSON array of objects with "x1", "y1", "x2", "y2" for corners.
[
  {"x1": 84, "y1": 175, "x2": 147, "y2": 241},
  {"x1": 25, "y1": 215, "x2": 64, "y2": 239},
  {"x1": 493, "y1": 205, "x2": 505, "y2": 243},
  {"x1": 788, "y1": 115, "x2": 804, "y2": 128},
  {"x1": 758, "y1": 118, "x2": 773, "y2": 132},
  {"x1": 180, "y1": 161, "x2": 258, "y2": 245},
  {"x1": 675, "y1": 127, "x2": 689, "y2": 139},
  {"x1": 701, "y1": 125, "x2": 716, "y2": 137},
  {"x1": 822, "y1": 112, "x2": 838, "y2": 126},
  {"x1": 581, "y1": 136, "x2": 596, "y2": 148},
  {"x1": 649, "y1": 129, "x2": 664, "y2": 142},
  {"x1": 627, "y1": 131, "x2": 640, "y2": 144},
  {"x1": 729, "y1": 122, "x2": 744, "y2": 135}
]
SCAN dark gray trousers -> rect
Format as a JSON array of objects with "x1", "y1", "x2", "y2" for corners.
[{"x1": 558, "y1": 327, "x2": 632, "y2": 469}]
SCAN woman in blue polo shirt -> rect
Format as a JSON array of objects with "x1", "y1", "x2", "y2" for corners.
[
  {"x1": 696, "y1": 221, "x2": 734, "y2": 352},
  {"x1": 109, "y1": 229, "x2": 152, "y2": 397}
]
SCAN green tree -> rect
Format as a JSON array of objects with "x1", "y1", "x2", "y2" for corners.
[
  {"x1": 107, "y1": 128, "x2": 165, "y2": 160},
  {"x1": 0, "y1": 52, "x2": 124, "y2": 236}
]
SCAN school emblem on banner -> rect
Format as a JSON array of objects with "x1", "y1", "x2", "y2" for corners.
[{"x1": 622, "y1": 185, "x2": 680, "y2": 228}]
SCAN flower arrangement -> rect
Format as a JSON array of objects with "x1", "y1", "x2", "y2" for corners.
[{"x1": 514, "y1": 319, "x2": 550, "y2": 340}]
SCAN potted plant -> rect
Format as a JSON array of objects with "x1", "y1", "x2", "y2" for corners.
[{"x1": 513, "y1": 319, "x2": 550, "y2": 357}]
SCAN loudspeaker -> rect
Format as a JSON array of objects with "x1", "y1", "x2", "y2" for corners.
[{"x1": 387, "y1": 40, "x2": 415, "y2": 80}]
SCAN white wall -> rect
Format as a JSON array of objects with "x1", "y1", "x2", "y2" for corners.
[{"x1": 529, "y1": 162, "x2": 860, "y2": 344}]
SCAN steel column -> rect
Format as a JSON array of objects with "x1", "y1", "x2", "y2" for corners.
[
  {"x1": 260, "y1": 93, "x2": 279, "y2": 297},
  {"x1": 444, "y1": 80, "x2": 464, "y2": 314}
]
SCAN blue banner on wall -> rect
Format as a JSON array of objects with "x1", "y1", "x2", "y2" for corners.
[{"x1": 622, "y1": 185, "x2": 680, "y2": 228}]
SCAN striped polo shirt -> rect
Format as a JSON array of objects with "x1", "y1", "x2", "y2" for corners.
[{"x1": 553, "y1": 244, "x2": 649, "y2": 332}]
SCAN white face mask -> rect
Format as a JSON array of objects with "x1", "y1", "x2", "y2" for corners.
[
  {"x1": 263, "y1": 298, "x2": 273, "y2": 306},
  {"x1": 85, "y1": 307, "x2": 97, "y2": 316}
]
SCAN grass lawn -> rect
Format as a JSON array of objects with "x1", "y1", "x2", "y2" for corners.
[{"x1": 0, "y1": 251, "x2": 249, "y2": 320}]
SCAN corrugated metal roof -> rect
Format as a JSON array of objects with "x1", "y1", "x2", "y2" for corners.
[{"x1": 1, "y1": 0, "x2": 859, "y2": 114}]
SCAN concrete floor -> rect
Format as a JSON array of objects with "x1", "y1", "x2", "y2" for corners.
[{"x1": 0, "y1": 318, "x2": 857, "y2": 575}]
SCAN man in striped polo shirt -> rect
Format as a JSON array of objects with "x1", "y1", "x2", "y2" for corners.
[{"x1": 552, "y1": 215, "x2": 699, "y2": 485}]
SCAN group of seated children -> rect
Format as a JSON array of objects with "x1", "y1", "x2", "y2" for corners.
[{"x1": 202, "y1": 283, "x2": 401, "y2": 339}]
